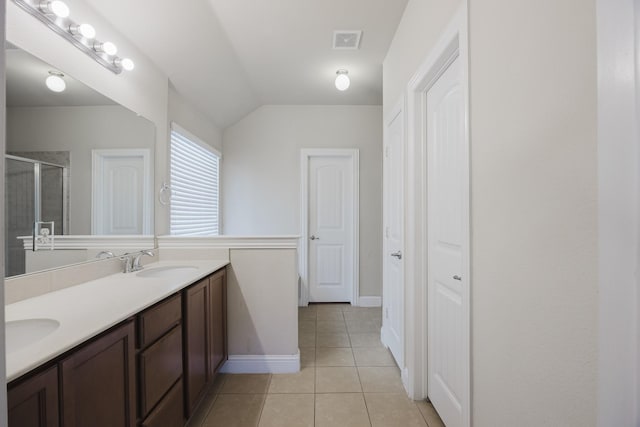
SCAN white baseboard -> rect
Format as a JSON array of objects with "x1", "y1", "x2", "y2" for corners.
[
  {"x1": 358, "y1": 296, "x2": 382, "y2": 307},
  {"x1": 402, "y1": 367, "x2": 410, "y2": 393},
  {"x1": 220, "y1": 351, "x2": 300, "y2": 374}
]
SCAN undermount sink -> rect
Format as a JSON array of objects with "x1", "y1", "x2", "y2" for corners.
[
  {"x1": 136, "y1": 265, "x2": 198, "y2": 279},
  {"x1": 6, "y1": 318, "x2": 60, "y2": 353}
]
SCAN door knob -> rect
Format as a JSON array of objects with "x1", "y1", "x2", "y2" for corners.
[
  {"x1": 453, "y1": 275, "x2": 462, "y2": 281},
  {"x1": 310, "y1": 235, "x2": 320, "y2": 240},
  {"x1": 390, "y1": 251, "x2": 402, "y2": 259}
]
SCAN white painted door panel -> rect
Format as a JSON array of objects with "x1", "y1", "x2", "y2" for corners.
[
  {"x1": 92, "y1": 149, "x2": 151, "y2": 235},
  {"x1": 382, "y1": 106, "x2": 404, "y2": 367},
  {"x1": 427, "y1": 55, "x2": 467, "y2": 427},
  {"x1": 309, "y1": 156, "x2": 354, "y2": 302},
  {"x1": 103, "y1": 157, "x2": 144, "y2": 234}
]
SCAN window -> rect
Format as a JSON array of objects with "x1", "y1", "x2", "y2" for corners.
[{"x1": 169, "y1": 124, "x2": 220, "y2": 235}]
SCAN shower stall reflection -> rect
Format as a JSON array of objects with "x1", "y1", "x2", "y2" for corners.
[{"x1": 5, "y1": 155, "x2": 66, "y2": 277}]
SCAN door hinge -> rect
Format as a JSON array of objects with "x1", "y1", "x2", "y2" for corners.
[
  {"x1": 385, "y1": 226, "x2": 390, "y2": 238},
  {"x1": 385, "y1": 307, "x2": 389, "y2": 319},
  {"x1": 385, "y1": 146, "x2": 390, "y2": 158}
]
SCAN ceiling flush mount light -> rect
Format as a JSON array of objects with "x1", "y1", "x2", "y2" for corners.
[
  {"x1": 335, "y1": 69, "x2": 350, "y2": 91},
  {"x1": 46, "y1": 71, "x2": 66, "y2": 92},
  {"x1": 12, "y1": 0, "x2": 135, "y2": 74}
]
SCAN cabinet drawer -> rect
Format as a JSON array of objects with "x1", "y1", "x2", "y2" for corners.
[
  {"x1": 139, "y1": 326, "x2": 183, "y2": 417},
  {"x1": 140, "y1": 380, "x2": 184, "y2": 427},
  {"x1": 138, "y1": 294, "x2": 181, "y2": 348}
]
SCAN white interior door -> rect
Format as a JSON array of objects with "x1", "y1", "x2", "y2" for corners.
[
  {"x1": 308, "y1": 155, "x2": 355, "y2": 302},
  {"x1": 382, "y1": 105, "x2": 404, "y2": 367},
  {"x1": 92, "y1": 149, "x2": 151, "y2": 235},
  {"x1": 427, "y1": 55, "x2": 469, "y2": 427}
]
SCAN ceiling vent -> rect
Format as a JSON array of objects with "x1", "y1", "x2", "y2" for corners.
[{"x1": 333, "y1": 31, "x2": 362, "y2": 50}]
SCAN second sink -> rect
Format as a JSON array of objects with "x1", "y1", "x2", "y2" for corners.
[{"x1": 136, "y1": 265, "x2": 198, "y2": 279}]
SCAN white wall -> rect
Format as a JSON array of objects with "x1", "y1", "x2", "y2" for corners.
[
  {"x1": 168, "y1": 86, "x2": 223, "y2": 153},
  {"x1": 222, "y1": 105, "x2": 383, "y2": 297},
  {"x1": 597, "y1": 0, "x2": 639, "y2": 425},
  {"x1": 385, "y1": 0, "x2": 598, "y2": 424},
  {"x1": 7, "y1": 105, "x2": 154, "y2": 235}
]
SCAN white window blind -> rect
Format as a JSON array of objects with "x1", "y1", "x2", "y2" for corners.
[{"x1": 170, "y1": 125, "x2": 220, "y2": 236}]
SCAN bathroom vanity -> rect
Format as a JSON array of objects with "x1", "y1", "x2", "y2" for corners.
[{"x1": 5, "y1": 260, "x2": 228, "y2": 427}]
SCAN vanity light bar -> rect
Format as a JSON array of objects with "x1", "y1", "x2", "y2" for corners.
[{"x1": 11, "y1": 0, "x2": 134, "y2": 75}]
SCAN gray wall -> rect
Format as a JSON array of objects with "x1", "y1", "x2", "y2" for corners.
[
  {"x1": 7, "y1": 105, "x2": 155, "y2": 235},
  {"x1": 222, "y1": 105, "x2": 383, "y2": 298}
]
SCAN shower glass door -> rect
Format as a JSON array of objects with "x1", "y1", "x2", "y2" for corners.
[{"x1": 5, "y1": 155, "x2": 65, "y2": 277}]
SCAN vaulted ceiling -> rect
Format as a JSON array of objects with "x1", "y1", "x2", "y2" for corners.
[{"x1": 84, "y1": 0, "x2": 408, "y2": 128}]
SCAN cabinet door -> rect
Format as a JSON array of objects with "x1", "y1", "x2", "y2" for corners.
[
  {"x1": 8, "y1": 365, "x2": 59, "y2": 427},
  {"x1": 208, "y1": 270, "x2": 226, "y2": 375},
  {"x1": 61, "y1": 321, "x2": 136, "y2": 427},
  {"x1": 183, "y1": 278, "x2": 208, "y2": 416}
]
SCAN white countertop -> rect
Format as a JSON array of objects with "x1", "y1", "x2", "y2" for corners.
[{"x1": 5, "y1": 259, "x2": 229, "y2": 382}]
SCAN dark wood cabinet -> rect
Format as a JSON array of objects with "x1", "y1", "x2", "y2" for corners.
[
  {"x1": 208, "y1": 269, "x2": 226, "y2": 375},
  {"x1": 183, "y1": 269, "x2": 228, "y2": 417},
  {"x1": 138, "y1": 325, "x2": 183, "y2": 417},
  {"x1": 8, "y1": 365, "x2": 59, "y2": 427},
  {"x1": 8, "y1": 266, "x2": 226, "y2": 427},
  {"x1": 183, "y1": 278, "x2": 209, "y2": 415},
  {"x1": 60, "y1": 320, "x2": 136, "y2": 427},
  {"x1": 140, "y1": 380, "x2": 184, "y2": 427}
]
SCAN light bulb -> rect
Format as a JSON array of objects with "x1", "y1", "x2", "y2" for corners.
[
  {"x1": 49, "y1": 1, "x2": 69, "y2": 18},
  {"x1": 95, "y1": 41, "x2": 118, "y2": 56},
  {"x1": 69, "y1": 23, "x2": 96, "y2": 39},
  {"x1": 120, "y1": 58, "x2": 135, "y2": 71},
  {"x1": 78, "y1": 23, "x2": 96, "y2": 39},
  {"x1": 335, "y1": 70, "x2": 350, "y2": 91},
  {"x1": 46, "y1": 73, "x2": 66, "y2": 92}
]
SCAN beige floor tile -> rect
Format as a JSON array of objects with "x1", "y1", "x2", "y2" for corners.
[
  {"x1": 349, "y1": 333, "x2": 384, "y2": 348},
  {"x1": 316, "y1": 347, "x2": 355, "y2": 367},
  {"x1": 353, "y1": 348, "x2": 396, "y2": 367},
  {"x1": 315, "y1": 393, "x2": 371, "y2": 427},
  {"x1": 343, "y1": 310, "x2": 382, "y2": 322},
  {"x1": 365, "y1": 393, "x2": 427, "y2": 427},
  {"x1": 185, "y1": 393, "x2": 217, "y2": 427},
  {"x1": 346, "y1": 319, "x2": 381, "y2": 333},
  {"x1": 298, "y1": 312, "x2": 317, "y2": 322},
  {"x1": 202, "y1": 394, "x2": 265, "y2": 427},
  {"x1": 317, "y1": 320, "x2": 347, "y2": 334},
  {"x1": 300, "y1": 347, "x2": 316, "y2": 367},
  {"x1": 315, "y1": 367, "x2": 362, "y2": 393},
  {"x1": 415, "y1": 400, "x2": 445, "y2": 427},
  {"x1": 299, "y1": 320, "x2": 317, "y2": 334},
  {"x1": 317, "y1": 333, "x2": 350, "y2": 348},
  {"x1": 358, "y1": 367, "x2": 404, "y2": 393},
  {"x1": 269, "y1": 368, "x2": 315, "y2": 393},
  {"x1": 298, "y1": 331, "x2": 316, "y2": 348},
  {"x1": 208, "y1": 373, "x2": 227, "y2": 395},
  {"x1": 220, "y1": 374, "x2": 271, "y2": 394},
  {"x1": 314, "y1": 303, "x2": 348, "y2": 312},
  {"x1": 258, "y1": 394, "x2": 314, "y2": 427},
  {"x1": 317, "y1": 310, "x2": 345, "y2": 321}
]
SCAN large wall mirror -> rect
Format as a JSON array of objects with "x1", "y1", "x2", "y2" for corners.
[{"x1": 5, "y1": 42, "x2": 155, "y2": 278}]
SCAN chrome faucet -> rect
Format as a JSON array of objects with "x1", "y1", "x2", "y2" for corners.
[
  {"x1": 96, "y1": 250, "x2": 115, "y2": 259},
  {"x1": 132, "y1": 250, "x2": 155, "y2": 272},
  {"x1": 119, "y1": 253, "x2": 134, "y2": 273}
]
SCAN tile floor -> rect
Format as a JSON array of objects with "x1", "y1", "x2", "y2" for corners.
[{"x1": 187, "y1": 303, "x2": 445, "y2": 427}]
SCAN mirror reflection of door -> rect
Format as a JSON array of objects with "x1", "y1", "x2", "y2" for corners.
[{"x1": 92, "y1": 149, "x2": 152, "y2": 235}]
